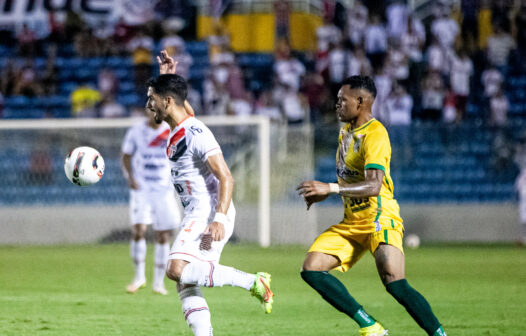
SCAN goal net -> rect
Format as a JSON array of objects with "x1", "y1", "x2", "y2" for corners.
[{"x1": 0, "y1": 117, "x2": 317, "y2": 246}]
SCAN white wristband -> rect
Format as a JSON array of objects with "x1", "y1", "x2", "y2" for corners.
[
  {"x1": 328, "y1": 183, "x2": 340, "y2": 194},
  {"x1": 213, "y1": 212, "x2": 228, "y2": 225}
]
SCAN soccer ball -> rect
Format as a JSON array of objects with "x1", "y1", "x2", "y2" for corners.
[
  {"x1": 405, "y1": 234, "x2": 421, "y2": 249},
  {"x1": 64, "y1": 146, "x2": 105, "y2": 186}
]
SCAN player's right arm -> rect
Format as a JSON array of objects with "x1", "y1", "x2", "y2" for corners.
[
  {"x1": 156, "y1": 50, "x2": 195, "y2": 116},
  {"x1": 121, "y1": 153, "x2": 139, "y2": 190},
  {"x1": 203, "y1": 153, "x2": 234, "y2": 242}
]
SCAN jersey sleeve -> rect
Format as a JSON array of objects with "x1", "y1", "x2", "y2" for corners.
[
  {"x1": 121, "y1": 127, "x2": 136, "y2": 155},
  {"x1": 362, "y1": 127, "x2": 390, "y2": 172},
  {"x1": 192, "y1": 126, "x2": 222, "y2": 162}
]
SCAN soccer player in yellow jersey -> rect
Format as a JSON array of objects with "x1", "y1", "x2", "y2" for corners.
[{"x1": 297, "y1": 76, "x2": 447, "y2": 336}]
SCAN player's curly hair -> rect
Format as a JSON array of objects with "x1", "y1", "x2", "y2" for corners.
[
  {"x1": 147, "y1": 74, "x2": 187, "y2": 106},
  {"x1": 341, "y1": 76, "x2": 377, "y2": 98}
]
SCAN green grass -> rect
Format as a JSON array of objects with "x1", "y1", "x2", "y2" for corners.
[{"x1": 1, "y1": 244, "x2": 525, "y2": 335}]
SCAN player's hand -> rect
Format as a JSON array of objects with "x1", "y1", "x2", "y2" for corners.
[
  {"x1": 297, "y1": 181, "x2": 330, "y2": 210},
  {"x1": 157, "y1": 50, "x2": 178, "y2": 75},
  {"x1": 204, "y1": 222, "x2": 225, "y2": 242},
  {"x1": 128, "y1": 178, "x2": 139, "y2": 190}
]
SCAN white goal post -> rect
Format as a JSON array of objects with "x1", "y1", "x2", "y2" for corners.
[{"x1": 0, "y1": 116, "x2": 272, "y2": 247}]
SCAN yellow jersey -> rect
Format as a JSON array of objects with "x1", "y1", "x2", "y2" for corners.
[{"x1": 336, "y1": 119, "x2": 403, "y2": 234}]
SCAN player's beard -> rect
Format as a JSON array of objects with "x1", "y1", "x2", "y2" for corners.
[{"x1": 153, "y1": 108, "x2": 164, "y2": 124}]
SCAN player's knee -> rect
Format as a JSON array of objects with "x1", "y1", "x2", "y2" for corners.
[
  {"x1": 166, "y1": 260, "x2": 186, "y2": 282},
  {"x1": 155, "y1": 231, "x2": 171, "y2": 244},
  {"x1": 132, "y1": 224, "x2": 147, "y2": 241}
]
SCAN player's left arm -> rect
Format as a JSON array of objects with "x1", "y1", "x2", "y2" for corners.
[
  {"x1": 297, "y1": 169, "x2": 383, "y2": 209},
  {"x1": 204, "y1": 153, "x2": 234, "y2": 242}
]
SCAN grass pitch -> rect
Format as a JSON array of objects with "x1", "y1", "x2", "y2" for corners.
[{"x1": 1, "y1": 244, "x2": 525, "y2": 335}]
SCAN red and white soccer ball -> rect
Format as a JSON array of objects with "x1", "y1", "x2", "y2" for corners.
[{"x1": 64, "y1": 146, "x2": 105, "y2": 187}]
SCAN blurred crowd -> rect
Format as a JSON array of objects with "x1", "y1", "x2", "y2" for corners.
[{"x1": 0, "y1": 0, "x2": 525, "y2": 127}]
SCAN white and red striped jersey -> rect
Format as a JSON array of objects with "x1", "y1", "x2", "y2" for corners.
[
  {"x1": 122, "y1": 119, "x2": 172, "y2": 191},
  {"x1": 166, "y1": 116, "x2": 228, "y2": 219}
]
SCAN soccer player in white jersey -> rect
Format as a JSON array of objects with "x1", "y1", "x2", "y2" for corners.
[
  {"x1": 122, "y1": 108, "x2": 183, "y2": 295},
  {"x1": 144, "y1": 52, "x2": 273, "y2": 336}
]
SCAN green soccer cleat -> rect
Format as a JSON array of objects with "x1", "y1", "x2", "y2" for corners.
[
  {"x1": 359, "y1": 322, "x2": 388, "y2": 336},
  {"x1": 250, "y1": 272, "x2": 274, "y2": 314}
]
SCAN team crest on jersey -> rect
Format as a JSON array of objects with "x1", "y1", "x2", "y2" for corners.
[
  {"x1": 167, "y1": 128, "x2": 187, "y2": 162},
  {"x1": 353, "y1": 134, "x2": 364, "y2": 152}
]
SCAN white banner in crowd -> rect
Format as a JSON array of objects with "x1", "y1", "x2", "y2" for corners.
[{"x1": 0, "y1": 0, "x2": 158, "y2": 32}]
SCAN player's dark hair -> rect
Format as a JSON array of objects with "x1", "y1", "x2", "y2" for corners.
[
  {"x1": 341, "y1": 76, "x2": 377, "y2": 98},
  {"x1": 147, "y1": 74, "x2": 187, "y2": 106}
]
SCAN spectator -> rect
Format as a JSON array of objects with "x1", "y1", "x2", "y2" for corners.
[
  {"x1": 274, "y1": 41, "x2": 306, "y2": 93},
  {"x1": 420, "y1": 71, "x2": 445, "y2": 121},
  {"x1": 100, "y1": 95, "x2": 127, "y2": 118},
  {"x1": 347, "y1": 46, "x2": 372, "y2": 78},
  {"x1": 486, "y1": 23, "x2": 516, "y2": 69},
  {"x1": 489, "y1": 87, "x2": 509, "y2": 128},
  {"x1": 93, "y1": 19, "x2": 115, "y2": 56},
  {"x1": 426, "y1": 37, "x2": 450, "y2": 77},
  {"x1": 346, "y1": 0, "x2": 368, "y2": 47},
  {"x1": 384, "y1": 40, "x2": 410, "y2": 88},
  {"x1": 401, "y1": 14, "x2": 426, "y2": 63},
  {"x1": 17, "y1": 23, "x2": 37, "y2": 57},
  {"x1": 208, "y1": 21, "x2": 230, "y2": 62},
  {"x1": 316, "y1": 15, "x2": 342, "y2": 55},
  {"x1": 372, "y1": 65, "x2": 392, "y2": 123},
  {"x1": 128, "y1": 28, "x2": 155, "y2": 94},
  {"x1": 274, "y1": 0, "x2": 291, "y2": 41},
  {"x1": 450, "y1": 48, "x2": 473, "y2": 121},
  {"x1": 162, "y1": 36, "x2": 193, "y2": 80},
  {"x1": 364, "y1": 14, "x2": 387, "y2": 69},
  {"x1": 113, "y1": 17, "x2": 136, "y2": 55},
  {"x1": 386, "y1": 0, "x2": 409, "y2": 41},
  {"x1": 275, "y1": 77, "x2": 308, "y2": 124},
  {"x1": 160, "y1": 29, "x2": 185, "y2": 57},
  {"x1": 70, "y1": 83, "x2": 101, "y2": 118},
  {"x1": 98, "y1": 68, "x2": 120, "y2": 100},
  {"x1": 14, "y1": 60, "x2": 41, "y2": 97},
  {"x1": 255, "y1": 90, "x2": 284, "y2": 123},
  {"x1": 300, "y1": 71, "x2": 332, "y2": 122},
  {"x1": 385, "y1": 82, "x2": 413, "y2": 127},
  {"x1": 481, "y1": 65, "x2": 504, "y2": 98},
  {"x1": 431, "y1": 10, "x2": 459, "y2": 51},
  {"x1": 385, "y1": 82, "x2": 413, "y2": 162},
  {"x1": 327, "y1": 42, "x2": 350, "y2": 94}
]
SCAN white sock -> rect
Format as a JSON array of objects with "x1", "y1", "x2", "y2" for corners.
[
  {"x1": 180, "y1": 261, "x2": 256, "y2": 290},
  {"x1": 179, "y1": 286, "x2": 213, "y2": 336},
  {"x1": 154, "y1": 243, "x2": 169, "y2": 288},
  {"x1": 130, "y1": 239, "x2": 146, "y2": 282}
]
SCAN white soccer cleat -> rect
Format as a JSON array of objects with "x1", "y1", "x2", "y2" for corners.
[
  {"x1": 126, "y1": 279, "x2": 146, "y2": 294},
  {"x1": 153, "y1": 286, "x2": 169, "y2": 296}
]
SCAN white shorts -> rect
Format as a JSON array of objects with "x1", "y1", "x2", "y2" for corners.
[
  {"x1": 169, "y1": 203, "x2": 235, "y2": 263},
  {"x1": 129, "y1": 189, "x2": 183, "y2": 231}
]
